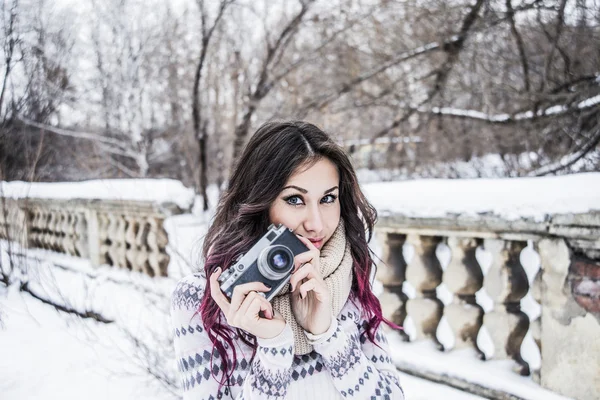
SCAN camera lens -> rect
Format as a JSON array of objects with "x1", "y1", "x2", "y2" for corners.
[
  {"x1": 258, "y1": 245, "x2": 294, "y2": 280},
  {"x1": 270, "y1": 251, "x2": 289, "y2": 271}
]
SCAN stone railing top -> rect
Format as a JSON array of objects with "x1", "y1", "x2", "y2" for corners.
[
  {"x1": 0, "y1": 179, "x2": 195, "y2": 211},
  {"x1": 375, "y1": 210, "x2": 600, "y2": 242},
  {"x1": 363, "y1": 172, "x2": 600, "y2": 222}
]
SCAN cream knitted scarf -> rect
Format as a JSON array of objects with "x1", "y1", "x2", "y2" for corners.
[{"x1": 271, "y1": 220, "x2": 353, "y2": 355}]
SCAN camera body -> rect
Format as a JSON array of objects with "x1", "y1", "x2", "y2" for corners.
[{"x1": 217, "y1": 224, "x2": 308, "y2": 302}]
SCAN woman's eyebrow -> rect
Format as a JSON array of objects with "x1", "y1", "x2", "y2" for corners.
[
  {"x1": 282, "y1": 185, "x2": 307, "y2": 193},
  {"x1": 281, "y1": 185, "x2": 338, "y2": 194}
]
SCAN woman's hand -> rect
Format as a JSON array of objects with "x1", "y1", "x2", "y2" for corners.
[
  {"x1": 289, "y1": 236, "x2": 332, "y2": 335},
  {"x1": 210, "y1": 268, "x2": 286, "y2": 340}
]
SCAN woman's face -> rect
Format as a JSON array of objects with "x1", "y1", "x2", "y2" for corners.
[{"x1": 269, "y1": 158, "x2": 341, "y2": 250}]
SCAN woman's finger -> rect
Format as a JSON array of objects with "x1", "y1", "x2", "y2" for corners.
[
  {"x1": 293, "y1": 250, "x2": 318, "y2": 271},
  {"x1": 298, "y1": 278, "x2": 321, "y2": 299},
  {"x1": 244, "y1": 296, "x2": 272, "y2": 323},
  {"x1": 296, "y1": 235, "x2": 319, "y2": 252},
  {"x1": 209, "y1": 268, "x2": 230, "y2": 314},
  {"x1": 236, "y1": 291, "x2": 272, "y2": 322},
  {"x1": 294, "y1": 237, "x2": 320, "y2": 271},
  {"x1": 229, "y1": 281, "x2": 271, "y2": 314},
  {"x1": 290, "y1": 262, "x2": 323, "y2": 291}
]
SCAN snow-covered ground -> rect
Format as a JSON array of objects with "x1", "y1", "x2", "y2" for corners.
[
  {"x1": 0, "y1": 280, "x2": 487, "y2": 400},
  {"x1": 3, "y1": 173, "x2": 598, "y2": 399},
  {"x1": 0, "y1": 235, "x2": 490, "y2": 400}
]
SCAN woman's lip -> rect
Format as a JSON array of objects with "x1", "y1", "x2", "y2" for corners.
[{"x1": 308, "y1": 238, "x2": 324, "y2": 248}]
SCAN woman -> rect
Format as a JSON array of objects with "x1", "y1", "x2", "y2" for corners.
[{"x1": 171, "y1": 121, "x2": 405, "y2": 399}]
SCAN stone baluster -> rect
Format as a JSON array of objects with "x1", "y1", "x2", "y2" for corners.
[
  {"x1": 147, "y1": 217, "x2": 169, "y2": 277},
  {"x1": 135, "y1": 218, "x2": 150, "y2": 275},
  {"x1": 68, "y1": 212, "x2": 77, "y2": 256},
  {"x1": 35, "y1": 208, "x2": 45, "y2": 246},
  {"x1": 74, "y1": 212, "x2": 88, "y2": 258},
  {"x1": 44, "y1": 210, "x2": 57, "y2": 250},
  {"x1": 29, "y1": 208, "x2": 40, "y2": 246},
  {"x1": 67, "y1": 212, "x2": 77, "y2": 255},
  {"x1": 38, "y1": 210, "x2": 48, "y2": 249},
  {"x1": 113, "y1": 214, "x2": 127, "y2": 269},
  {"x1": 530, "y1": 261, "x2": 542, "y2": 383},
  {"x1": 54, "y1": 211, "x2": 63, "y2": 252},
  {"x1": 443, "y1": 236, "x2": 485, "y2": 358},
  {"x1": 106, "y1": 213, "x2": 123, "y2": 268},
  {"x1": 518, "y1": 241, "x2": 543, "y2": 382},
  {"x1": 405, "y1": 234, "x2": 445, "y2": 350},
  {"x1": 51, "y1": 210, "x2": 62, "y2": 251},
  {"x1": 44, "y1": 210, "x2": 53, "y2": 250},
  {"x1": 33, "y1": 208, "x2": 42, "y2": 247},
  {"x1": 482, "y1": 239, "x2": 530, "y2": 375},
  {"x1": 124, "y1": 215, "x2": 139, "y2": 272},
  {"x1": 98, "y1": 212, "x2": 111, "y2": 265},
  {"x1": 59, "y1": 209, "x2": 75, "y2": 255},
  {"x1": 376, "y1": 231, "x2": 410, "y2": 341}
]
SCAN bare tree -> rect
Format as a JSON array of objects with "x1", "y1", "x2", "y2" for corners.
[
  {"x1": 231, "y1": 0, "x2": 316, "y2": 161},
  {"x1": 192, "y1": 0, "x2": 234, "y2": 211}
]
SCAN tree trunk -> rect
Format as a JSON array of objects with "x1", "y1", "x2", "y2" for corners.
[
  {"x1": 232, "y1": 104, "x2": 256, "y2": 164},
  {"x1": 197, "y1": 121, "x2": 209, "y2": 211}
]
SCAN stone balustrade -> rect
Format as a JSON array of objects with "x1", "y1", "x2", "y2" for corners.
[
  {"x1": 0, "y1": 197, "x2": 186, "y2": 277},
  {"x1": 375, "y1": 211, "x2": 600, "y2": 400}
]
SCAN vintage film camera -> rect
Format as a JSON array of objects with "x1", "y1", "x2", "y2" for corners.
[{"x1": 217, "y1": 224, "x2": 308, "y2": 302}]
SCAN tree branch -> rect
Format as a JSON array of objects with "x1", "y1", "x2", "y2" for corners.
[
  {"x1": 17, "y1": 118, "x2": 135, "y2": 156},
  {"x1": 413, "y1": 93, "x2": 600, "y2": 124},
  {"x1": 530, "y1": 120, "x2": 600, "y2": 176},
  {"x1": 19, "y1": 281, "x2": 114, "y2": 323},
  {"x1": 506, "y1": 0, "x2": 530, "y2": 92},
  {"x1": 541, "y1": 0, "x2": 568, "y2": 92}
]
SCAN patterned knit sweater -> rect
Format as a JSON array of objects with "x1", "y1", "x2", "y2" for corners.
[{"x1": 170, "y1": 273, "x2": 405, "y2": 400}]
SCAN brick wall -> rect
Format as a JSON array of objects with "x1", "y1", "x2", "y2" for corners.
[{"x1": 570, "y1": 258, "x2": 600, "y2": 315}]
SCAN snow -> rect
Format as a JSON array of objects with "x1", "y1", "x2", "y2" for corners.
[
  {"x1": 0, "y1": 240, "x2": 178, "y2": 400},
  {"x1": 355, "y1": 152, "x2": 565, "y2": 181},
  {"x1": 362, "y1": 172, "x2": 600, "y2": 221},
  {"x1": 386, "y1": 333, "x2": 573, "y2": 400},
  {"x1": 0, "y1": 179, "x2": 195, "y2": 211},
  {"x1": 421, "y1": 92, "x2": 600, "y2": 122},
  {"x1": 0, "y1": 285, "x2": 176, "y2": 400},
  {"x1": 0, "y1": 231, "x2": 492, "y2": 400}
]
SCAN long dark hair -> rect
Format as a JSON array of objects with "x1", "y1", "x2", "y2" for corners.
[{"x1": 199, "y1": 121, "x2": 395, "y2": 388}]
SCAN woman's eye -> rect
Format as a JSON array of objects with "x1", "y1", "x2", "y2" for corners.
[
  {"x1": 321, "y1": 194, "x2": 337, "y2": 204},
  {"x1": 284, "y1": 196, "x2": 305, "y2": 206}
]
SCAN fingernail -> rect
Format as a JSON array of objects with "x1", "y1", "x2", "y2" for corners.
[
  {"x1": 214, "y1": 267, "x2": 221, "y2": 274},
  {"x1": 264, "y1": 284, "x2": 272, "y2": 289},
  {"x1": 288, "y1": 283, "x2": 293, "y2": 292}
]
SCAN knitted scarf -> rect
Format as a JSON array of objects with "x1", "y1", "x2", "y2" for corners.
[{"x1": 271, "y1": 220, "x2": 353, "y2": 355}]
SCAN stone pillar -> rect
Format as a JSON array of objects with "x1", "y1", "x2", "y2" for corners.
[
  {"x1": 405, "y1": 234, "x2": 444, "y2": 350},
  {"x1": 146, "y1": 217, "x2": 169, "y2": 277},
  {"x1": 74, "y1": 211, "x2": 89, "y2": 259},
  {"x1": 376, "y1": 231, "x2": 409, "y2": 341},
  {"x1": 482, "y1": 239, "x2": 530, "y2": 375},
  {"x1": 538, "y1": 238, "x2": 600, "y2": 400},
  {"x1": 443, "y1": 236, "x2": 485, "y2": 358}
]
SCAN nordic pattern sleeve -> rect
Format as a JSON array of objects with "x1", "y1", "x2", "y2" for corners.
[
  {"x1": 170, "y1": 273, "x2": 295, "y2": 400},
  {"x1": 304, "y1": 301, "x2": 405, "y2": 400}
]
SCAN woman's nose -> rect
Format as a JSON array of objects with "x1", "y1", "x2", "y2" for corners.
[{"x1": 304, "y1": 204, "x2": 323, "y2": 233}]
